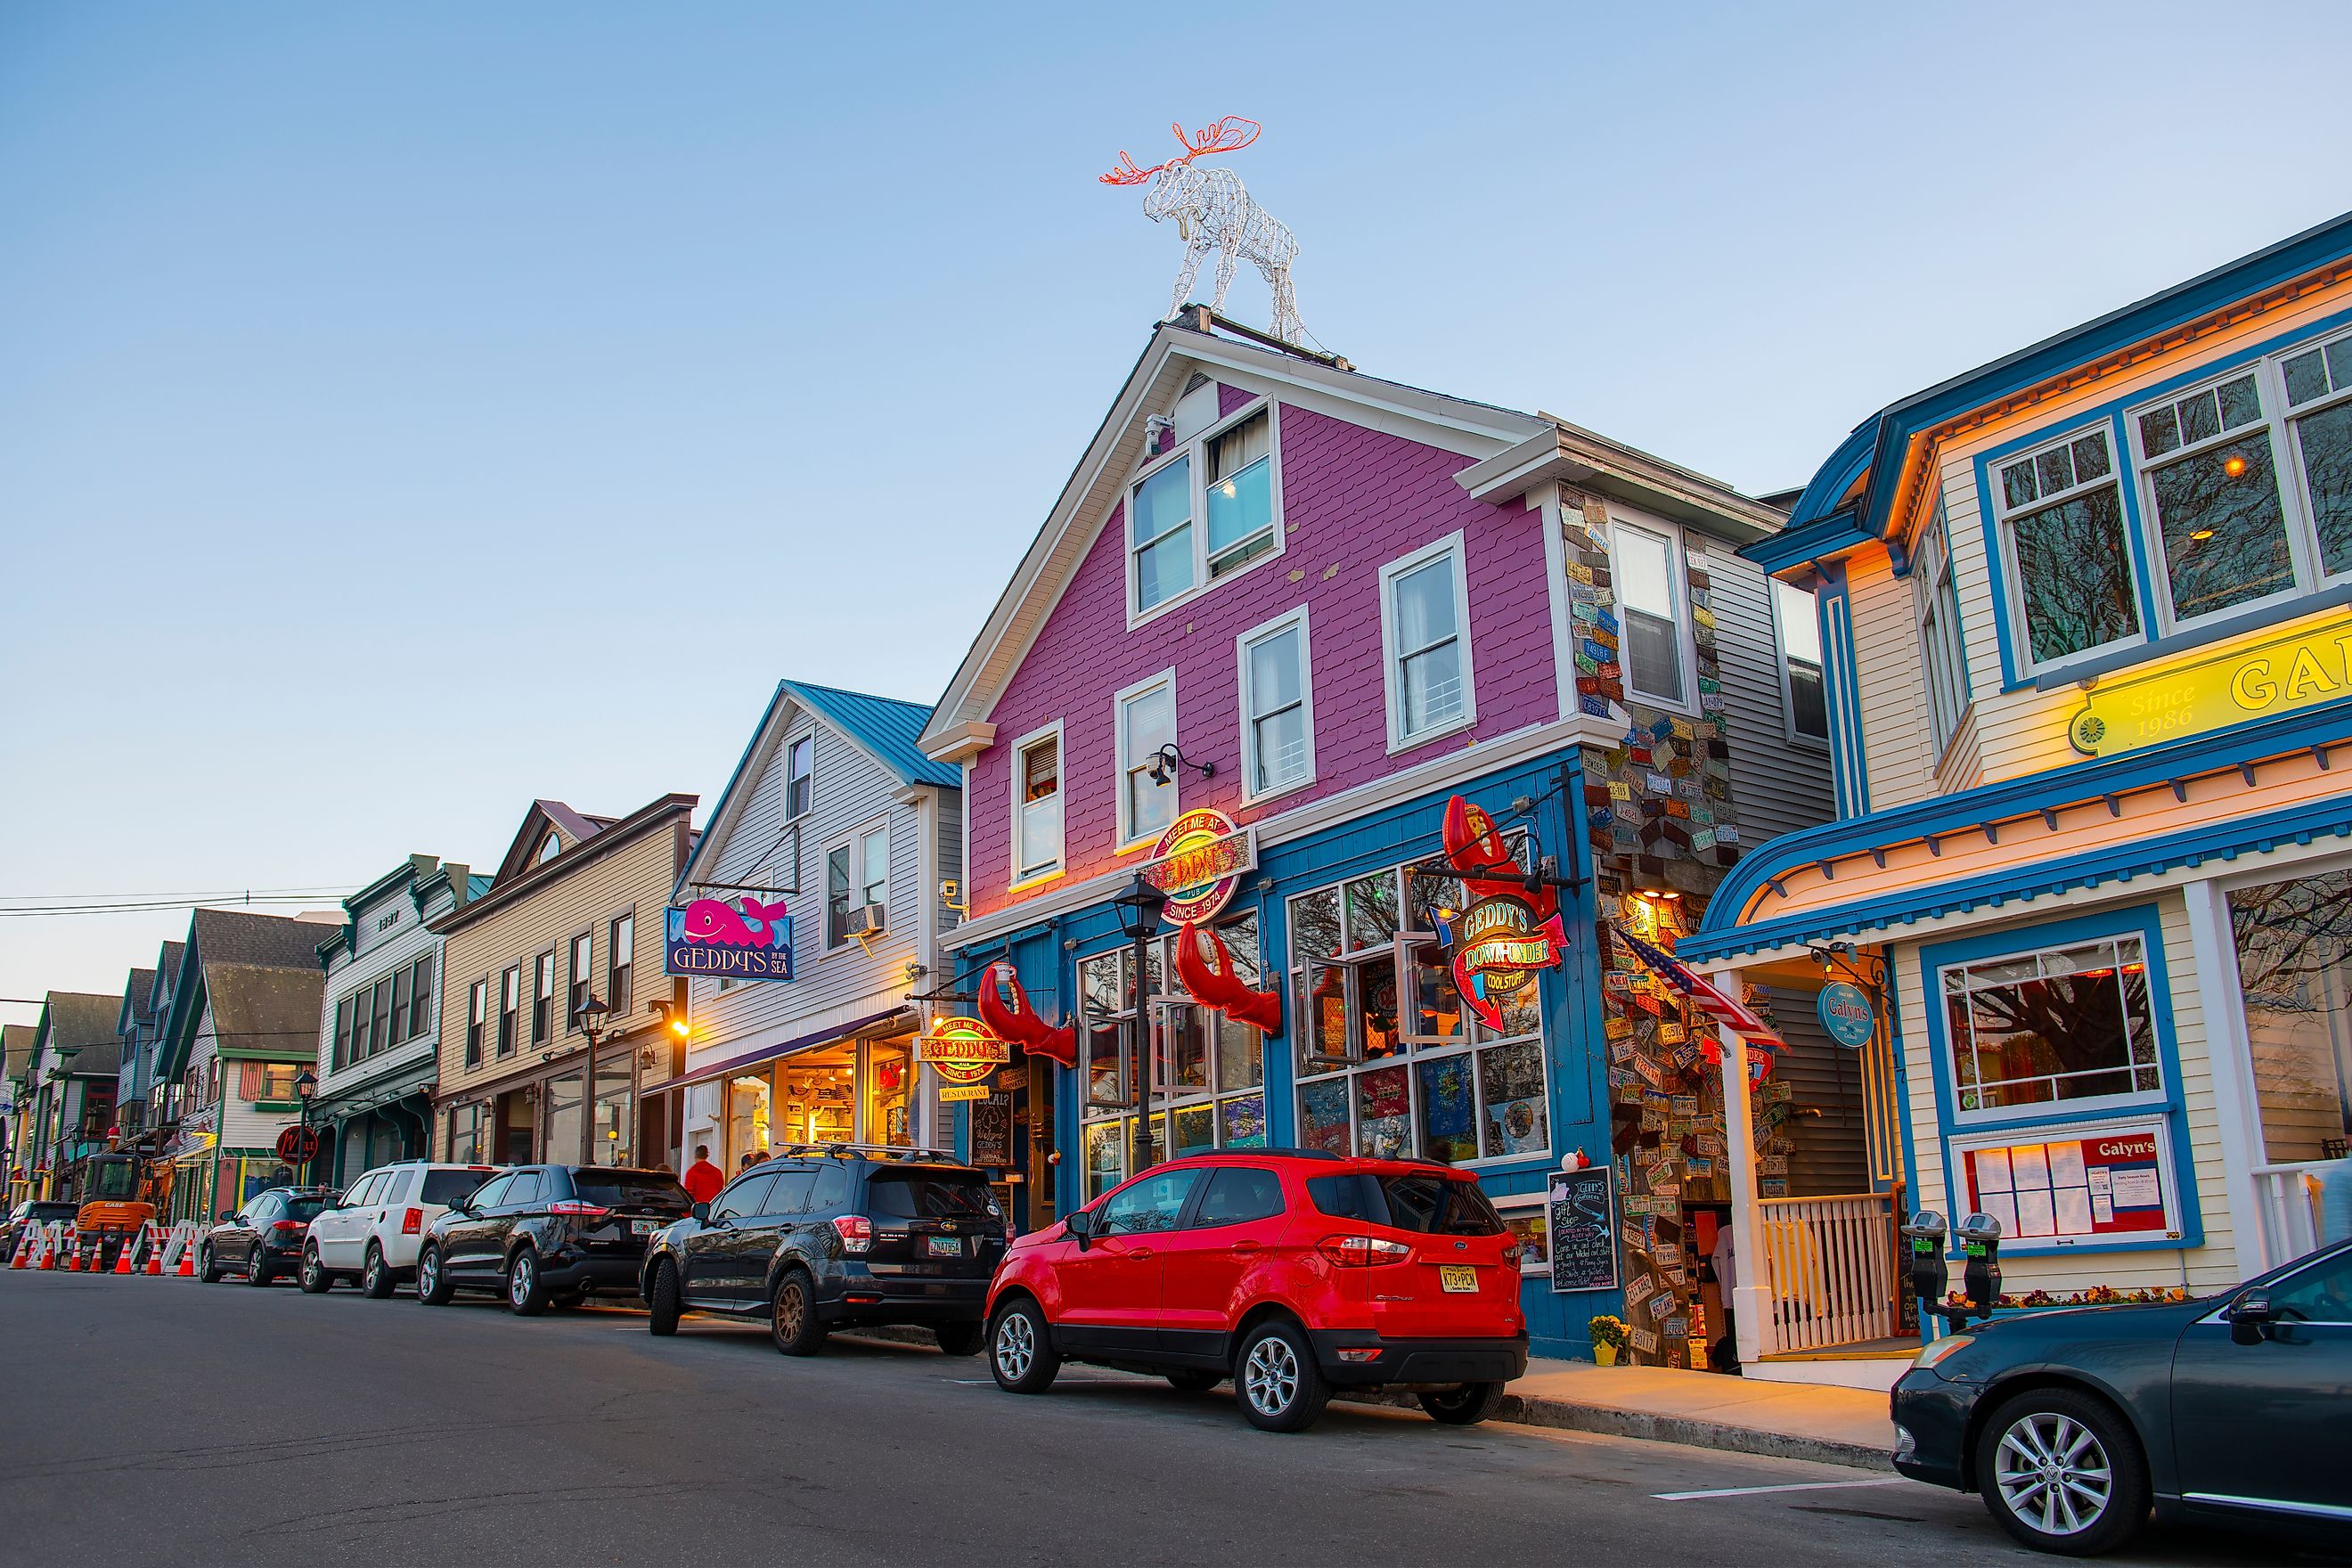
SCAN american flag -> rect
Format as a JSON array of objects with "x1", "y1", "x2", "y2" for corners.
[{"x1": 1613, "y1": 926, "x2": 1784, "y2": 1064}]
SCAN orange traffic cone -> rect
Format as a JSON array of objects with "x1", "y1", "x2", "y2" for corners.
[
  {"x1": 37, "y1": 1229, "x2": 57, "y2": 1270},
  {"x1": 143, "y1": 1229, "x2": 164, "y2": 1275},
  {"x1": 112, "y1": 1236, "x2": 135, "y2": 1274},
  {"x1": 175, "y1": 1237, "x2": 196, "y2": 1278},
  {"x1": 61, "y1": 1232, "x2": 82, "y2": 1271},
  {"x1": 7, "y1": 1230, "x2": 28, "y2": 1269}
]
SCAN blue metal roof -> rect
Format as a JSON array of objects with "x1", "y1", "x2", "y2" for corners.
[
  {"x1": 783, "y1": 681, "x2": 960, "y2": 789},
  {"x1": 466, "y1": 874, "x2": 494, "y2": 901}
]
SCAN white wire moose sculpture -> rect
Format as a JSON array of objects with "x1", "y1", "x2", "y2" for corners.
[{"x1": 1101, "y1": 117, "x2": 1307, "y2": 347}]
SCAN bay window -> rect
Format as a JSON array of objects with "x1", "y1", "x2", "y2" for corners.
[
  {"x1": 1115, "y1": 672, "x2": 1177, "y2": 846},
  {"x1": 1379, "y1": 534, "x2": 1474, "y2": 747},
  {"x1": 1012, "y1": 727, "x2": 1062, "y2": 882},
  {"x1": 2282, "y1": 331, "x2": 2352, "y2": 578},
  {"x1": 1994, "y1": 426, "x2": 2142, "y2": 668},
  {"x1": 1127, "y1": 395, "x2": 1283, "y2": 620},
  {"x1": 1238, "y1": 608, "x2": 1313, "y2": 799},
  {"x1": 1772, "y1": 577, "x2": 1828, "y2": 742}
]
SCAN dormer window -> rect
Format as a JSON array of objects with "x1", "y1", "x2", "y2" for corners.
[
  {"x1": 535, "y1": 831, "x2": 561, "y2": 866},
  {"x1": 1128, "y1": 393, "x2": 1283, "y2": 621}
]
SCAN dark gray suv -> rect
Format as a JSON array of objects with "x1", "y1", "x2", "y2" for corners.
[{"x1": 639, "y1": 1147, "x2": 1006, "y2": 1355}]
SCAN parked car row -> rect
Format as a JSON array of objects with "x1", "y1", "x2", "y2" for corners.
[{"x1": 197, "y1": 1144, "x2": 1532, "y2": 1434}]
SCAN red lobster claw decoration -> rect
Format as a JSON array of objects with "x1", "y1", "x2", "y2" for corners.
[
  {"x1": 976, "y1": 961, "x2": 1076, "y2": 1068},
  {"x1": 1171, "y1": 921, "x2": 1284, "y2": 1035},
  {"x1": 1441, "y1": 795, "x2": 1556, "y2": 924}
]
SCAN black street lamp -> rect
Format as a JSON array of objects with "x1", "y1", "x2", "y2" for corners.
[
  {"x1": 294, "y1": 1068, "x2": 317, "y2": 1187},
  {"x1": 1111, "y1": 873, "x2": 1170, "y2": 1178}
]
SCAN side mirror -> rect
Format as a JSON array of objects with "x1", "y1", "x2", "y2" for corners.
[
  {"x1": 690, "y1": 1202, "x2": 710, "y2": 1225},
  {"x1": 1066, "y1": 1208, "x2": 1094, "y2": 1250},
  {"x1": 216, "y1": 1209, "x2": 234, "y2": 1224},
  {"x1": 2230, "y1": 1287, "x2": 2276, "y2": 1346}
]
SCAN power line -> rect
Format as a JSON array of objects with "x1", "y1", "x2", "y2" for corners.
[{"x1": 0, "y1": 894, "x2": 356, "y2": 919}]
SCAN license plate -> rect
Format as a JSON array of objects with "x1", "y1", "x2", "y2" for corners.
[
  {"x1": 1438, "y1": 1265, "x2": 1478, "y2": 1294},
  {"x1": 631, "y1": 1220, "x2": 659, "y2": 1237},
  {"x1": 925, "y1": 1236, "x2": 962, "y2": 1258}
]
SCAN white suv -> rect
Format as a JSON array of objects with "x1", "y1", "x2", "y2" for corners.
[{"x1": 300, "y1": 1162, "x2": 497, "y2": 1297}]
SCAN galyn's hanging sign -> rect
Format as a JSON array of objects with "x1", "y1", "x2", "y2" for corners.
[{"x1": 2068, "y1": 612, "x2": 2352, "y2": 758}]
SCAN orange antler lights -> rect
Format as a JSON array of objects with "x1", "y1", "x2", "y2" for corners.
[{"x1": 1098, "y1": 116, "x2": 1262, "y2": 186}]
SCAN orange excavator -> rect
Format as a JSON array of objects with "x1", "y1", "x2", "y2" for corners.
[{"x1": 76, "y1": 1153, "x2": 156, "y2": 1270}]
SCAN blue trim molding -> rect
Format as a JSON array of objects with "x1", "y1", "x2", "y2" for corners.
[
  {"x1": 1913, "y1": 903, "x2": 2204, "y2": 1258},
  {"x1": 1817, "y1": 562, "x2": 1869, "y2": 818}
]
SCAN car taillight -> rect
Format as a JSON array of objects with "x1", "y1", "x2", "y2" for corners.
[
  {"x1": 271, "y1": 1221, "x2": 305, "y2": 1235},
  {"x1": 401, "y1": 1207, "x2": 422, "y2": 1235},
  {"x1": 1500, "y1": 1237, "x2": 1523, "y2": 1266},
  {"x1": 547, "y1": 1201, "x2": 611, "y2": 1219},
  {"x1": 831, "y1": 1214, "x2": 872, "y2": 1254},
  {"x1": 1317, "y1": 1234, "x2": 1412, "y2": 1267}
]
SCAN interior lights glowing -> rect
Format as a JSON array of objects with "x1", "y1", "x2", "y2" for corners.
[
  {"x1": 2190, "y1": 528, "x2": 2216, "y2": 542},
  {"x1": 2223, "y1": 454, "x2": 2249, "y2": 478}
]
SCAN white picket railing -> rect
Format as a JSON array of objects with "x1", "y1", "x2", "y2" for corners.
[
  {"x1": 1758, "y1": 1192, "x2": 1899, "y2": 1353},
  {"x1": 2249, "y1": 1161, "x2": 2339, "y2": 1271}
]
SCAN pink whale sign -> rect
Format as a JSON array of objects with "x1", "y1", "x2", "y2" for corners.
[{"x1": 665, "y1": 896, "x2": 793, "y2": 982}]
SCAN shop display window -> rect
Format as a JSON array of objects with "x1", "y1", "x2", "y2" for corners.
[
  {"x1": 2229, "y1": 870, "x2": 2352, "y2": 1163},
  {"x1": 866, "y1": 1037, "x2": 914, "y2": 1148},
  {"x1": 1288, "y1": 856, "x2": 1551, "y2": 1167},
  {"x1": 1078, "y1": 913, "x2": 1270, "y2": 1198},
  {"x1": 1940, "y1": 935, "x2": 2161, "y2": 1115},
  {"x1": 544, "y1": 1074, "x2": 584, "y2": 1164},
  {"x1": 776, "y1": 1047, "x2": 855, "y2": 1147},
  {"x1": 592, "y1": 1061, "x2": 631, "y2": 1165}
]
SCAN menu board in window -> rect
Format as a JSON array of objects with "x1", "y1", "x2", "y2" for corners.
[
  {"x1": 1548, "y1": 1165, "x2": 1619, "y2": 1294},
  {"x1": 1956, "y1": 1116, "x2": 2179, "y2": 1245}
]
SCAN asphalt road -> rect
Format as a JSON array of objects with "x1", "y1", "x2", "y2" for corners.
[{"x1": 1, "y1": 1270, "x2": 2337, "y2": 1568}]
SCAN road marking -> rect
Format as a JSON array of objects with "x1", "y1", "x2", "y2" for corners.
[{"x1": 1652, "y1": 1477, "x2": 1913, "y2": 1501}]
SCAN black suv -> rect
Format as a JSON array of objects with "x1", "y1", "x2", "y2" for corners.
[
  {"x1": 640, "y1": 1147, "x2": 1006, "y2": 1355},
  {"x1": 417, "y1": 1165, "x2": 692, "y2": 1314}
]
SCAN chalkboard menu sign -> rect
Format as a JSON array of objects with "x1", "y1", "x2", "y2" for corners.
[
  {"x1": 970, "y1": 1093, "x2": 1014, "y2": 1168},
  {"x1": 1548, "y1": 1166, "x2": 1619, "y2": 1294}
]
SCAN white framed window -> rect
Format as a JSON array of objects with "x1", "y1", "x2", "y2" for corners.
[
  {"x1": 1115, "y1": 670, "x2": 1178, "y2": 848},
  {"x1": 1939, "y1": 934, "x2": 2164, "y2": 1121},
  {"x1": 1009, "y1": 722, "x2": 1064, "y2": 885},
  {"x1": 2130, "y1": 369, "x2": 2299, "y2": 631},
  {"x1": 857, "y1": 821, "x2": 889, "y2": 911},
  {"x1": 1912, "y1": 510, "x2": 1970, "y2": 752},
  {"x1": 1237, "y1": 607, "x2": 1314, "y2": 802},
  {"x1": 1992, "y1": 424, "x2": 2144, "y2": 673},
  {"x1": 783, "y1": 731, "x2": 813, "y2": 821},
  {"x1": 1771, "y1": 577, "x2": 1828, "y2": 744},
  {"x1": 1377, "y1": 532, "x2": 1475, "y2": 751},
  {"x1": 824, "y1": 839, "x2": 853, "y2": 950},
  {"x1": 2281, "y1": 330, "x2": 2352, "y2": 582},
  {"x1": 1126, "y1": 395, "x2": 1284, "y2": 624},
  {"x1": 1611, "y1": 518, "x2": 1692, "y2": 707}
]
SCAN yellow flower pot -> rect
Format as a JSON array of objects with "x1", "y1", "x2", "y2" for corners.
[{"x1": 1594, "y1": 1343, "x2": 1619, "y2": 1367}]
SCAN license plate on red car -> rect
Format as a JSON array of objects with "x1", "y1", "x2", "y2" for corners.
[
  {"x1": 926, "y1": 1236, "x2": 962, "y2": 1257},
  {"x1": 1438, "y1": 1265, "x2": 1478, "y2": 1293}
]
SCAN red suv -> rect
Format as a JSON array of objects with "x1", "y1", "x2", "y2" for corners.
[{"x1": 984, "y1": 1149, "x2": 1527, "y2": 1432}]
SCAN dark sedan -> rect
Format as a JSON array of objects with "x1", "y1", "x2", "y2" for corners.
[
  {"x1": 199, "y1": 1188, "x2": 332, "y2": 1285},
  {"x1": 1892, "y1": 1237, "x2": 2352, "y2": 1556},
  {"x1": 415, "y1": 1164, "x2": 691, "y2": 1314}
]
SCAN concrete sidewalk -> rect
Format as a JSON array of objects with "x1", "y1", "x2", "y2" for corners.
[{"x1": 1338, "y1": 1356, "x2": 1899, "y2": 1469}]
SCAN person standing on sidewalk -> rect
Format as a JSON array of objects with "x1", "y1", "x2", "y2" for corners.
[
  {"x1": 682, "y1": 1145, "x2": 724, "y2": 1206},
  {"x1": 1708, "y1": 1222, "x2": 1742, "y2": 1375}
]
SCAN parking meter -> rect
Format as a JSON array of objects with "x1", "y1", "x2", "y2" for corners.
[
  {"x1": 1957, "y1": 1212, "x2": 2004, "y2": 1327},
  {"x1": 1901, "y1": 1211, "x2": 1950, "y2": 1336}
]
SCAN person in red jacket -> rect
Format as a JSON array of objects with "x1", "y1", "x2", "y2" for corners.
[{"x1": 682, "y1": 1145, "x2": 724, "y2": 1206}]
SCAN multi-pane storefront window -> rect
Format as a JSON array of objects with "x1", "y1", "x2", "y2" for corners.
[
  {"x1": 1940, "y1": 935, "x2": 2161, "y2": 1114},
  {"x1": 1078, "y1": 913, "x2": 1269, "y2": 1200},
  {"x1": 1290, "y1": 859, "x2": 1550, "y2": 1166},
  {"x1": 2230, "y1": 871, "x2": 2352, "y2": 1164}
]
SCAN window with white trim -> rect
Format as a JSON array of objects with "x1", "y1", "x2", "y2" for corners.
[
  {"x1": 1115, "y1": 672, "x2": 1177, "y2": 846},
  {"x1": 1772, "y1": 577, "x2": 1827, "y2": 742},
  {"x1": 1289, "y1": 855, "x2": 1549, "y2": 1166},
  {"x1": 1378, "y1": 535, "x2": 1474, "y2": 747},
  {"x1": 1127, "y1": 396, "x2": 1282, "y2": 620},
  {"x1": 857, "y1": 822, "x2": 888, "y2": 912},
  {"x1": 1993, "y1": 425, "x2": 2142, "y2": 669},
  {"x1": 1013, "y1": 728, "x2": 1062, "y2": 882},
  {"x1": 1613, "y1": 520, "x2": 1689, "y2": 706},
  {"x1": 1077, "y1": 914, "x2": 1269, "y2": 1200},
  {"x1": 1940, "y1": 934, "x2": 2162, "y2": 1116},
  {"x1": 2281, "y1": 331, "x2": 2352, "y2": 580},
  {"x1": 783, "y1": 732, "x2": 813, "y2": 821},
  {"x1": 1237, "y1": 608, "x2": 1313, "y2": 799},
  {"x1": 1913, "y1": 510, "x2": 1970, "y2": 751},
  {"x1": 2133, "y1": 370, "x2": 2295, "y2": 627},
  {"x1": 824, "y1": 840, "x2": 852, "y2": 950}
]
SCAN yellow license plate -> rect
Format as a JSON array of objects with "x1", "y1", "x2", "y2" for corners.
[{"x1": 1438, "y1": 1265, "x2": 1478, "y2": 1294}]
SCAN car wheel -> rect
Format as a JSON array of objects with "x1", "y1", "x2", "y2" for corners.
[
  {"x1": 646, "y1": 1259, "x2": 682, "y2": 1336},
  {"x1": 1417, "y1": 1382, "x2": 1506, "y2": 1425},
  {"x1": 415, "y1": 1245, "x2": 454, "y2": 1306},
  {"x1": 1976, "y1": 1388, "x2": 2149, "y2": 1557},
  {"x1": 199, "y1": 1244, "x2": 223, "y2": 1285},
  {"x1": 1166, "y1": 1370, "x2": 1222, "y2": 1393},
  {"x1": 933, "y1": 1321, "x2": 985, "y2": 1358},
  {"x1": 505, "y1": 1249, "x2": 549, "y2": 1316},
  {"x1": 245, "y1": 1248, "x2": 273, "y2": 1287},
  {"x1": 361, "y1": 1243, "x2": 395, "y2": 1300},
  {"x1": 1235, "y1": 1319, "x2": 1329, "y2": 1433},
  {"x1": 988, "y1": 1297, "x2": 1060, "y2": 1395},
  {"x1": 768, "y1": 1270, "x2": 828, "y2": 1357},
  {"x1": 299, "y1": 1244, "x2": 331, "y2": 1294}
]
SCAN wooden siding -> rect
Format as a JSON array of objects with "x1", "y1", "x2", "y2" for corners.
[
  {"x1": 1706, "y1": 537, "x2": 1836, "y2": 841},
  {"x1": 1764, "y1": 985, "x2": 1871, "y2": 1197},
  {"x1": 317, "y1": 879, "x2": 453, "y2": 1099}
]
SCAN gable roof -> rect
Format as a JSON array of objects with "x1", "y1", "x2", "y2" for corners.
[
  {"x1": 118, "y1": 968, "x2": 159, "y2": 1034},
  {"x1": 36, "y1": 992, "x2": 123, "y2": 1077},
  {"x1": 204, "y1": 962, "x2": 323, "y2": 1061},
  {"x1": 158, "y1": 908, "x2": 345, "y2": 1081},
  {"x1": 675, "y1": 680, "x2": 956, "y2": 900},
  {"x1": 918, "y1": 314, "x2": 1555, "y2": 757},
  {"x1": 3, "y1": 1024, "x2": 34, "y2": 1087},
  {"x1": 490, "y1": 800, "x2": 613, "y2": 888},
  {"x1": 434, "y1": 793, "x2": 697, "y2": 938},
  {"x1": 146, "y1": 942, "x2": 184, "y2": 1017},
  {"x1": 1770, "y1": 208, "x2": 2352, "y2": 560}
]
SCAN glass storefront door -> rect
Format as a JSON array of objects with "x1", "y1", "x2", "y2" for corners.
[
  {"x1": 2230, "y1": 870, "x2": 2352, "y2": 1163},
  {"x1": 865, "y1": 1036, "x2": 914, "y2": 1148},
  {"x1": 544, "y1": 1074, "x2": 584, "y2": 1166},
  {"x1": 725, "y1": 1073, "x2": 772, "y2": 1171}
]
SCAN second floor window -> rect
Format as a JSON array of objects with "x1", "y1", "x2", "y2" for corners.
[
  {"x1": 351, "y1": 983, "x2": 374, "y2": 1065},
  {"x1": 608, "y1": 914, "x2": 634, "y2": 1014},
  {"x1": 499, "y1": 965, "x2": 520, "y2": 1056},
  {"x1": 1380, "y1": 535, "x2": 1473, "y2": 747},
  {"x1": 1913, "y1": 514, "x2": 1970, "y2": 751},
  {"x1": 370, "y1": 975, "x2": 392, "y2": 1055},
  {"x1": 408, "y1": 954, "x2": 432, "y2": 1038},
  {"x1": 466, "y1": 979, "x2": 486, "y2": 1067},
  {"x1": 532, "y1": 952, "x2": 555, "y2": 1043},
  {"x1": 1772, "y1": 578, "x2": 1828, "y2": 742},
  {"x1": 1614, "y1": 521, "x2": 1687, "y2": 706},
  {"x1": 1014, "y1": 731, "x2": 1061, "y2": 882},
  {"x1": 858, "y1": 823, "x2": 889, "y2": 911},
  {"x1": 1129, "y1": 398, "x2": 1282, "y2": 618},
  {"x1": 784, "y1": 732, "x2": 813, "y2": 820},
  {"x1": 388, "y1": 965, "x2": 412, "y2": 1043},
  {"x1": 1116, "y1": 674, "x2": 1177, "y2": 846},
  {"x1": 568, "y1": 932, "x2": 592, "y2": 1029},
  {"x1": 826, "y1": 844, "x2": 852, "y2": 949},
  {"x1": 1239, "y1": 609, "x2": 1313, "y2": 798},
  {"x1": 332, "y1": 996, "x2": 354, "y2": 1071},
  {"x1": 1996, "y1": 426, "x2": 2140, "y2": 668}
]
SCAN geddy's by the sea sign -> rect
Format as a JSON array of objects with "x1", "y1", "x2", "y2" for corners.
[{"x1": 665, "y1": 895, "x2": 794, "y2": 982}]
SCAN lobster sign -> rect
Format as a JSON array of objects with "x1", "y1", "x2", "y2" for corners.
[
  {"x1": 1441, "y1": 796, "x2": 1564, "y2": 1033},
  {"x1": 665, "y1": 895, "x2": 793, "y2": 982},
  {"x1": 1172, "y1": 922, "x2": 1283, "y2": 1036},
  {"x1": 976, "y1": 963, "x2": 1076, "y2": 1068}
]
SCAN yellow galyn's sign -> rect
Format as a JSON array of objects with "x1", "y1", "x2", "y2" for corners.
[{"x1": 2068, "y1": 613, "x2": 2352, "y2": 758}]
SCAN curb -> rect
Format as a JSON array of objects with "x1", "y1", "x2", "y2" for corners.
[{"x1": 1332, "y1": 1385, "x2": 1894, "y2": 1470}]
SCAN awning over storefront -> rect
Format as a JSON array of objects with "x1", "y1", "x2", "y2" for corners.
[{"x1": 646, "y1": 1006, "x2": 909, "y2": 1096}]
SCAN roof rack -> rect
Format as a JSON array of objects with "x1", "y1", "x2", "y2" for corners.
[{"x1": 770, "y1": 1142, "x2": 968, "y2": 1165}]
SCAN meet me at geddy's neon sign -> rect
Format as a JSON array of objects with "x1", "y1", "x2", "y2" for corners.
[
  {"x1": 1139, "y1": 807, "x2": 1256, "y2": 925},
  {"x1": 665, "y1": 895, "x2": 794, "y2": 981}
]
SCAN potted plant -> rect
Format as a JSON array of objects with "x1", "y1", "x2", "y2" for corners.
[{"x1": 1588, "y1": 1314, "x2": 1629, "y2": 1367}]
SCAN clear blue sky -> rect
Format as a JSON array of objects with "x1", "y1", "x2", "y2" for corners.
[{"x1": 5, "y1": 2, "x2": 2350, "y2": 1014}]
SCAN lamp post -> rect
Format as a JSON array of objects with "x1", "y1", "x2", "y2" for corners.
[
  {"x1": 1111, "y1": 872, "x2": 1170, "y2": 1178},
  {"x1": 293, "y1": 1069, "x2": 317, "y2": 1187},
  {"x1": 575, "y1": 996, "x2": 609, "y2": 1165}
]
